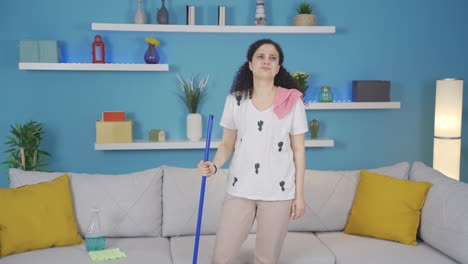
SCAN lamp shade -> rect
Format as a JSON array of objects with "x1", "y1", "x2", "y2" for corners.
[
  {"x1": 434, "y1": 79, "x2": 463, "y2": 138},
  {"x1": 433, "y1": 78, "x2": 463, "y2": 180}
]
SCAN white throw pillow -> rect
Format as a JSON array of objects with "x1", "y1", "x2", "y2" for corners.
[
  {"x1": 410, "y1": 161, "x2": 468, "y2": 264},
  {"x1": 9, "y1": 168, "x2": 163, "y2": 238},
  {"x1": 288, "y1": 162, "x2": 410, "y2": 232}
]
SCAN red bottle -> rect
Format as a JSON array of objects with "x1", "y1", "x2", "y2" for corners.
[{"x1": 92, "y1": 35, "x2": 105, "y2": 63}]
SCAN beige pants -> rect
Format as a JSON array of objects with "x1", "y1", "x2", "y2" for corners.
[{"x1": 212, "y1": 194, "x2": 292, "y2": 264}]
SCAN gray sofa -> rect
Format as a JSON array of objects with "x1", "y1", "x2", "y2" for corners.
[{"x1": 1, "y1": 161, "x2": 467, "y2": 264}]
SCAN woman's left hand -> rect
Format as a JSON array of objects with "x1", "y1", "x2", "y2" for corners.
[{"x1": 290, "y1": 198, "x2": 305, "y2": 220}]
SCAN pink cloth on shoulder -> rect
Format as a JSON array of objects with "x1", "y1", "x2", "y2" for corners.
[{"x1": 273, "y1": 87, "x2": 304, "y2": 119}]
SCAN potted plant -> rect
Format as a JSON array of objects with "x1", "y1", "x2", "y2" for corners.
[
  {"x1": 2, "y1": 121, "x2": 51, "y2": 173},
  {"x1": 176, "y1": 74, "x2": 209, "y2": 141},
  {"x1": 291, "y1": 71, "x2": 310, "y2": 95},
  {"x1": 294, "y1": 2, "x2": 317, "y2": 26}
]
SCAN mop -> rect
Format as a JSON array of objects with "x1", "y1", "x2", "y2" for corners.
[{"x1": 193, "y1": 114, "x2": 214, "y2": 264}]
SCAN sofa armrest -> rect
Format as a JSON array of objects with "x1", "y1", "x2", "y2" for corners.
[{"x1": 410, "y1": 161, "x2": 468, "y2": 264}]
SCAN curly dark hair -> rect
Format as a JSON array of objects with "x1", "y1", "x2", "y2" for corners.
[{"x1": 230, "y1": 39, "x2": 299, "y2": 98}]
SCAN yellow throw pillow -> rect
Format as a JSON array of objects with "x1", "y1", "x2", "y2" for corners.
[
  {"x1": 0, "y1": 174, "x2": 83, "y2": 257},
  {"x1": 343, "y1": 170, "x2": 432, "y2": 245}
]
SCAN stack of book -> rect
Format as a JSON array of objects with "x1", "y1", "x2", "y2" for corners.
[{"x1": 96, "y1": 111, "x2": 133, "y2": 144}]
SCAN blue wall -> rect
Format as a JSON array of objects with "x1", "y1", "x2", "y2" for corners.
[{"x1": 1, "y1": 0, "x2": 467, "y2": 187}]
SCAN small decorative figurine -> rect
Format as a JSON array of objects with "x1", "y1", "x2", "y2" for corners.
[
  {"x1": 319, "y1": 86, "x2": 334, "y2": 102},
  {"x1": 255, "y1": 0, "x2": 266, "y2": 25},
  {"x1": 92, "y1": 35, "x2": 105, "y2": 64},
  {"x1": 149, "y1": 129, "x2": 166, "y2": 142},
  {"x1": 309, "y1": 119, "x2": 320, "y2": 139},
  {"x1": 134, "y1": 0, "x2": 146, "y2": 24}
]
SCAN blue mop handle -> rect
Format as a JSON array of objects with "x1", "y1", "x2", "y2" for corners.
[{"x1": 193, "y1": 114, "x2": 214, "y2": 264}]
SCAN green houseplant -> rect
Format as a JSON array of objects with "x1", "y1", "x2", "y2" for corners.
[
  {"x1": 176, "y1": 74, "x2": 209, "y2": 141},
  {"x1": 291, "y1": 71, "x2": 310, "y2": 95},
  {"x1": 294, "y1": 2, "x2": 317, "y2": 26},
  {"x1": 2, "y1": 121, "x2": 51, "y2": 173},
  {"x1": 176, "y1": 74, "x2": 209, "y2": 114}
]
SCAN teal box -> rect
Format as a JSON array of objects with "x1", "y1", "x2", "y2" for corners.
[
  {"x1": 19, "y1": 40, "x2": 60, "y2": 63},
  {"x1": 38, "y1": 40, "x2": 60, "y2": 63},
  {"x1": 19, "y1": 40, "x2": 39, "y2": 62}
]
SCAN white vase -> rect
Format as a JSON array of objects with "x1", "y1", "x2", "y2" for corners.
[
  {"x1": 134, "y1": 0, "x2": 146, "y2": 24},
  {"x1": 187, "y1": 113, "x2": 202, "y2": 141}
]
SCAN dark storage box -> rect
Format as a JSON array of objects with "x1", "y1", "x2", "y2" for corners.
[{"x1": 352, "y1": 80, "x2": 390, "y2": 102}]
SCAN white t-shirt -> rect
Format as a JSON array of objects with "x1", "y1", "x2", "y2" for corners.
[{"x1": 220, "y1": 94, "x2": 308, "y2": 201}]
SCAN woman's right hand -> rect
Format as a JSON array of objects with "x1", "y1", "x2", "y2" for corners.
[{"x1": 197, "y1": 160, "x2": 216, "y2": 177}]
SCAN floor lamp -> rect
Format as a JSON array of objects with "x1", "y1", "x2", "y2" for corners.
[{"x1": 433, "y1": 78, "x2": 464, "y2": 180}]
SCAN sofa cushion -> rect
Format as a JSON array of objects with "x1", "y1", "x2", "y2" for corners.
[
  {"x1": 288, "y1": 162, "x2": 410, "y2": 232},
  {"x1": 316, "y1": 232, "x2": 458, "y2": 264},
  {"x1": 0, "y1": 237, "x2": 172, "y2": 264},
  {"x1": 0, "y1": 175, "x2": 83, "y2": 257},
  {"x1": 162, "y1": 166, "x2": 227, "y2": 236},
  {"x1": 410, "y1": 161, "x2": 468, "y2": 264},
  {"x1": 343, "y1": 170, "x2": 432, "y2": 245},
  {"x1": 9, "y1": 168, "x2": 163, "y2": 238},
  {"x1": 170, "y1": 232, "x2": 335, "y2": 264}
]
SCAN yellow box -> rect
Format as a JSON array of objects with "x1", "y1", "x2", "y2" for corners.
[{"x1": 96, "y1": 120, "x2": 133, "y2": 143}]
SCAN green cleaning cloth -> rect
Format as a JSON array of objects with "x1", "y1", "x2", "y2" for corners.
[{"x1": 88, "y1": 248, "x2": 127, "y2": 262}]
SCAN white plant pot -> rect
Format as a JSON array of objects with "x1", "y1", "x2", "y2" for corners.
[{"x1": 187, "y1": 113, "x2": 202, "y2": 141}]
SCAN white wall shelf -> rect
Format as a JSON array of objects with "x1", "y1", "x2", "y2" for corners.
[
  {"x1": 92, "y1": 23, "x2": 336, "y2": 34},
  {"x1": 304, "y1": 102, "x2": 401, "y2": 110},
  {"x1": 18, "y1": 63, "x2": 169, "y2": 71},
  {"x1": 95, "y1": 138, "x2": 334, "y2": 150}
]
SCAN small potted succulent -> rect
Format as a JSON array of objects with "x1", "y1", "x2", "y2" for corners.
[{"x1": 294, "y1": 2, "x2": 317, "y2": 26}]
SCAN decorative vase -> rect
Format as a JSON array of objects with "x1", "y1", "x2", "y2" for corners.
[
  {"x1": 187, "y1": 113, "x2": 202, "y2": 141},
  {"x1": 309, "y1": 119, "x2": 320, "y2": 139},
  {"x1": 319, "y1": 86, "x2": 333, "y2": 102},
  {"x1": 134, "y1": 0, "x2": 146, "y2": 24},
  {"x1": 293, "y1": 14, "x2": 317, "y2": 26},
  {"x1": 144, "y1": 44, "x2": 159, "y2": 64},
  {"x1": 157, "y1": 0, "x2": 169, "y2": 24}
]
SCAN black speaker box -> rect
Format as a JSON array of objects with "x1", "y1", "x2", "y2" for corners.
[{"x1": 352, "y1": 80, "x2": 390, "y2": 102}]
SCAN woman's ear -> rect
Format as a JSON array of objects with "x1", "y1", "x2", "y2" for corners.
[{"x1": 248, "y1": 61, "x2": 252, "y2": 71}]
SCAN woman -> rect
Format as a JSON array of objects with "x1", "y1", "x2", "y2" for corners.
[{"x1": 198, "y1": 38, "x2": 308, "y2": 264}]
